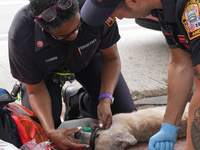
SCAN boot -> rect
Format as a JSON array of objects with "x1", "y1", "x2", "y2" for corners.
[{"x1": 62, "y1": 85, "x2": 83, "y2": 121}]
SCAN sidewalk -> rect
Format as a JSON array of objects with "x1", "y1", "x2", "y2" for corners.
[
  {"x1": 62, "y1": 96, "x2": 187, "y2": 150},
  {"x1": 1, "y1": 42, "x2": 187, "y2": 150},
  {"x1": 126, "y1": 137, "x2": 186, "y2": 150},
  {"x1": 0, "y1": 19, "x2": 187, "y2": 149},
  {"x1": 124, "y1": 96, "x2": 187, "y2": 150}
]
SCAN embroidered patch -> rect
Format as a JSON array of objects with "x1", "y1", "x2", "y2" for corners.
[
  {"x1": 178, "y1": 35, "x2": 188, "y2": 43},
  {"x1": 182, "y1": 0, "x2": 200, "y2": 40},
  {"x1": 105, "y1": 17, "x2": 116, "y2": 27}
]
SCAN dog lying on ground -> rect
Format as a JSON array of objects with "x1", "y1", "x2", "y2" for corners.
[
  {"x1": 58, "y1": 104, "x2": 189, "y2": 150},
  {"x1": 94, "y1": 105, "x2": 188, "y2": 150}
]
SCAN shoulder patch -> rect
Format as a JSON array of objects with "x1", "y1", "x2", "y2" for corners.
[
  {"x1": 105, "y1": 17, "x2": 116, "y2": 27},
  {"x1": 182, "y1": 0, "x2": 200, "y2": 40}
]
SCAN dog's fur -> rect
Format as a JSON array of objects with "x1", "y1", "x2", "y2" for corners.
[
  {"x1": 94, "y1": 105, "x2": 188, "y2": 150},
  {"x1": 58, "y1": 104, "x2": 189, "y2": 150}
]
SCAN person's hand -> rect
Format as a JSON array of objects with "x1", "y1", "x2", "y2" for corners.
[
  {"x1": 97, "y1": 98, "x2": 112, "y2": 130},
  {"x1": 47, "y1": 128, "x2": 88, "y2": 149},
  {"x1": 148, "y1": 123, "x2": 180, "y2": 150}
]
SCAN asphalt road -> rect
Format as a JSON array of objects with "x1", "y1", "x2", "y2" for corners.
[{"x1": 0, "y1": 0, "x2": 170, "y2": 97}]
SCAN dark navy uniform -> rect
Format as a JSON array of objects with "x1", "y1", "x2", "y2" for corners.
[
  {"x1": 152, "y1": 0, "x2": 200, "y2": 67},
  {"x1": 8, "y1": 5, "x2": 137, "y2": 127}
]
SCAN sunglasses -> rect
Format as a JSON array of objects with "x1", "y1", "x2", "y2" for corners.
[
  {"x1": 49, "y1": 20, "x2": 83, "y2": 40},
  {"x1": 34, "y1": 0, "x2": 73, "y2": 22}
]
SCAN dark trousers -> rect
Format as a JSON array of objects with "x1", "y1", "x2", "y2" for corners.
[{"x1": 21, "y1": 51, "x2": 137, "y2": 128}]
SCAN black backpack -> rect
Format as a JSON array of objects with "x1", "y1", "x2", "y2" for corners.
[{"x1": 0, "y1": 88, "x2": 22, "y2": 148}]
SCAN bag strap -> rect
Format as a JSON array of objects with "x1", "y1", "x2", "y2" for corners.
[
  {"x1": 19, "y1": 118, "x2": 35, "y2": 140},
  {"x1": 11, "y1": 115, "x2": 35, "y2": 144}
]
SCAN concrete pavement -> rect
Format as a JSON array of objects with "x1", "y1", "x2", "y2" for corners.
[
  {"x1": 0, "y1": 17, "x2": 170, "y2": 96},
  {"x1": 0, "y1": 40, "x2": 16, "y2": 92},
  {"x1": 126, "y1": 138, "x2": 186, "y2": 150},
  {"x1": 0, "y1": 4, "x2": 186, "y2": 148},
  {"x1": 0, "y1": 18, "x2": 172, "y2": 106},
  {"x1": 64, "y1": 18, "x2": 170, "y2": 100}
]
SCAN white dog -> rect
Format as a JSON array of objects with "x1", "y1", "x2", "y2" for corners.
[
  {"x1": 94, "y1": 105, "x2": 188, "y2": 150},
  {"x1": 59, "y1": 104, "x2": 189, "y2": 150}
]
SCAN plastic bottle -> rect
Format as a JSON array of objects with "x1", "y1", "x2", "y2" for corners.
[
  {"x1": 67, "y1": 127, "x2": 84, "y2": 143},
  {"x1": 68, "y1": 134, "x2": 77, "y2": 142},
  {"x1": 74, "y1": 127, "x2": 92, "y2": 144}
]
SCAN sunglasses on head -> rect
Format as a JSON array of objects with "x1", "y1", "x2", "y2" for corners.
[{"x1": 35, "y1": 0, "x2": 73, "y2": 22}]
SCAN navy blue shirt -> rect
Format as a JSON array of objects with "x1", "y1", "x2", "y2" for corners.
[
  {"x1": 152, "y1": 0, "x2": 200, "y2": 67},
  {"x1": 8, "y1": 5, "x2": 120, "y2": 85}
]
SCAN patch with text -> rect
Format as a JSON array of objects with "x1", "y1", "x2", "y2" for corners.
[{"x1": 182, "y1": 0, "x2": 200, "y2": 40}]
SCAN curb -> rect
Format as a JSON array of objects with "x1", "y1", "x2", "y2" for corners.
[{"x1": 134, "y1": 95, "x2": 167, "y2": 105}]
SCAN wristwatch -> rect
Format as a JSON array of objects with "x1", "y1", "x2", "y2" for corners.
[{"x1": 98, "y1": 93, "x2": 114, "y2": 104}]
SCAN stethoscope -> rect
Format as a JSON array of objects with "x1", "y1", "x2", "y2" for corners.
[
  {"x1": 74, "y1": 127, "x2": 100, "y2": 150},
  {"x1": 89, "y1": 128, "x2": 99, "y2": 150}
]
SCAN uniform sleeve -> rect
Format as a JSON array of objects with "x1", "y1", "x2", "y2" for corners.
[
  {"x1": 180, "y1": 1, "x2": 200, "y2": 67},
  {"x1": 161, "y1": 29, "x2": 176, "y2": 45},
  {"x1": 98, "y1": 18, "x2": 120, "y2": 49},
  {"x1": 188, "y1": 36, "x2": 200, "y2": 67},
  {"x1": 8, "y1": 38, "x2": 43, "y2": 85}
]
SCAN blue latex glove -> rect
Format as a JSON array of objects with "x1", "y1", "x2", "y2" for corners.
[{"x1": 148, "y1": 123, "x2": 180, "y2": 150}]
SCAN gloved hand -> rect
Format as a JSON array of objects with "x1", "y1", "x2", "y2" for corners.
[{"x1": 148, "y1": 123, "x2": 180, "y2": 150}]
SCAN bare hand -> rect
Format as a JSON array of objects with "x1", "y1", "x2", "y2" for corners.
[
  {"x1": 47, "y1": 128, "x2": 88, "y2": 149},
  {"x1": 97, "y1": 98, "x2": 112, "y2": 130}
]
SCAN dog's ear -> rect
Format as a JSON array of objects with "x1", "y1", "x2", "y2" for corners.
[{"x1": 116, "y1": 132, "x2": 137, "y2": 145}]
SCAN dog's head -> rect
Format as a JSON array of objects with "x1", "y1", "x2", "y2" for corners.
[{"x1": 94, "y1": 130, "x2": 137, "y2": 150}]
